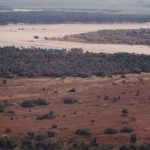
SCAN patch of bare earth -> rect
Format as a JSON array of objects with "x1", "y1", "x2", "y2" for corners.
[{"x1": 0, "y1": 73, "x2": 150, "y2": 145}]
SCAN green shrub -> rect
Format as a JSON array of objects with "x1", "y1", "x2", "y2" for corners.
[
  {"x1": 21, "y1": 98, "x2": 49, "y2": 108},
  {"x1": 33, "y1": 36, "x2": 39, "y2": 39},
  {"x1": 129, "y1": 145, "x2": 137, "y2": 150},
  {"x1": 75, "y1": 128, "x2": 92, "y2": 136},
  {"x1": 52, "y1": 125, "x2": 58, "y2": 129},
  {"x1": 33, "y1": 98, "x2": 49, "y2": 106},
  {"x1": 120, "y1": 145, "x2": 129, "y2": 150},
  {"x1": 21, "y1": 100, "x2": 35, "y2": 108},
  {"x1": 37, "y1": 111, "x2": 55, "y2": 120},
  {"x1": 120, "y1": 127, "x2": 134, "y2": 133},
  {"x1": 47, "y1": 131, "x2": 56, "y2": 138},
  {"x1": 121, "y1": 108, "x2": 129, "y2": 117},
  {"x1": 63, "y1": 98, "x2": 78, "y2": 104},
  {"x1": 35, "y1": 140, "x2": 60, "y2": 150},
  {"x1": 104, "y1": 128, "x2": 117, "y2": 134},
  {"x1": 139, "y1": 144, "x2": 150, "y2": 150},
  {"x1": 20, "y1": 139, "x2": 34, "y2": 150},
  {"x1": 5, "y1": 128, "x2": 12, "y2": 133},
  {"x1": 130, "y1": 134, "x2": 137, "y2": 143},
  {"x1": 0, "y1": 136, "x2": 16, "y2": 149},
  {"x1": 0, "y1": 101, "x2": 8, "y2": 113},
  {"x1": 72, "y1": 141, "x2": 90, "y2": 149},
  {"x1": 68, "y1": 88, "x2": 76, "y2": 92},
  {"x1": 26, "y1": 131, "x2": 35, "y2": 140},
  {"x1": 34, "y1": 132, "x2": 48, "y2": 141},
  {"x1": 90, "y1": 138, "x2": 98, "y2": 147}
]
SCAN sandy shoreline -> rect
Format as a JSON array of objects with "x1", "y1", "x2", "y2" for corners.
[
  {"x1": 1, "y1": 40, "x2": 150, "y2": 55},
  {"x1": 0, "y1": 23, "x2": 150, "y2": 54}
]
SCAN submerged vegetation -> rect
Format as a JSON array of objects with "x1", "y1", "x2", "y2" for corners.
[{"x1": 0, "y1": 47, "x2": 150, "y2": 78}]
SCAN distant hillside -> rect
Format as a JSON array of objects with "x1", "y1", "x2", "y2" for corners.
[
  {"x1": 0, "y1": 0, "x2": 150, "y2": 14},
  {"x1": 60, "y1": 29, "x2": 150, "y2": 46},
  {"x1": 0, "y1": 11, "x2": 150, "y2": 25}
]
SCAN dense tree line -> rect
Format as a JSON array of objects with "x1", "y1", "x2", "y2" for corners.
[
  {"x1": 0, "y1": 133, "x2": 150, "y2": 150},
  {"x1": 61, "y1": 29, "x2": 150, "y2": 46},
  {"x1": 0, "y1": 11, "x2": 150, "y2": 24},
  {"x1": 0, "y1": 47, "x2": 150, "y2": 78}
]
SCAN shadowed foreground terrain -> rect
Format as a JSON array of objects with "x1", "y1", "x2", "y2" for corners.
[{"x1": 0, "y1": 73, "x2": 150, "y2": 149}]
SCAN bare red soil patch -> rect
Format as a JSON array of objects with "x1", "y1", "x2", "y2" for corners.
[{"x1": 0, "y1": 73, "x2": 150, "y2": 145}]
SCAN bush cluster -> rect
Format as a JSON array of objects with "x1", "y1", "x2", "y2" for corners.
[
  {"x1": 21, "y1": 98, "x2": 49, "y2": 108},
  {"x1": 37, "y1": 111, "x2": 56, "y2": 120},
  {"x1": 75, "y1": 128, "x2": 92, "y2": 136},
  {"x1": 0, "y1": 101, "x2": 8, "y2": 113},
  {"x1": 63, "y1": 98, "x2": 78, "y2": 104}
]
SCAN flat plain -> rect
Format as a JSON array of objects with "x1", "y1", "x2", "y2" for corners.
[
  {"x1": 0, "y1": 23, "x2": 150, "y2": 54},
  {"x1": 0, "y1": 73, "x2": 150, "y2": 146}
]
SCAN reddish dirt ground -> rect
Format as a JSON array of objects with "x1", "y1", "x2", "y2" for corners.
[{"x1": 0, "y1": 73, "x2": 150, "y2": 145}]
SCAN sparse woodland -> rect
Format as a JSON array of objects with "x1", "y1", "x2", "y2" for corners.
[{"x1": 61, "y1": 29, "x2": 150, "y2": 46}]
